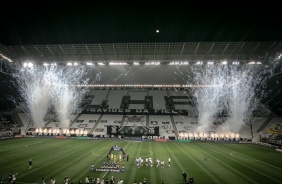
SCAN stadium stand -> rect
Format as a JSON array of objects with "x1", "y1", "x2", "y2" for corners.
[
  {"x1": 89, "y1": 90, "x2": 109, "y2": 106},
  {"x1": 107, "y1": 90, "x2": 128, "y2": 109},
  {"x1": 128, "y1": 91, "x2": 147, "y2": 100},
  {"x1": 0, "y1": 114, "x2": 20, "y2": 136},
  {"x1": 0, "y1": 87, "x2": 275, "y2": 145},
  {"x1": 149, "y1": 115, "x2": 175, "y2": 137},
  {"x1": 173, "y1": 115, "x2": 198, "y2": 134},
  {"x1": 148, "y1": 90, "x2": 166, "y2": 110}
]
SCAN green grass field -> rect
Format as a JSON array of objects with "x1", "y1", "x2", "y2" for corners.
[{"x1": 0, "y1": 138, "x2": 282, "y2": 184}]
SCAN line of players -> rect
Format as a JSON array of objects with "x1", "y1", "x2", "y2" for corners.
[{"x1": 136, "y1": 157, "x2": 171, "y2": 168}]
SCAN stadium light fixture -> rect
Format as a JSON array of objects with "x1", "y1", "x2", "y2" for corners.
[
  {"x1": 248, "y1": 61, "x2": 256, "y2": 65},
  {"x1": 221, "y1": 61, "x2": 228, "y2": 65},
  {"x1": 109, "y1": 62, "x2": 128, "y2": 65},
  {"x1": 195, "y1": 61, "x2": 203, "y2": 65},
  {"x1": 23, "y1": 62, "x2": 33, "y2": 68},
  {"x1": 145, "y1": 62, "x2": 160, "y2": 65},
  {"x1": 168, "y1": 61, "x2": 189, "y2": 65},
  {"x1": 134, "y1": 62, "x2": 140, "y2": 65}
]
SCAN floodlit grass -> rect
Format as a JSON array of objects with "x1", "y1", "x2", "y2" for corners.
[{"x1": 0, "y1": 138, "x2": 282, "y2": 184}]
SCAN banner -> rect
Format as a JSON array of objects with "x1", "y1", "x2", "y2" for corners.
[
  {"x1": 107, "y1": 145, "x2": 127, "y2": 160},
  {"x1": 107, "y1": 126, "x2": 159, "y2": 136},
  {"x1": 95, "y1": 168, "x2": 120, "y2": 172},
  {"x1": 83, "y1": 108, "x2": 188, "y2": 115}
]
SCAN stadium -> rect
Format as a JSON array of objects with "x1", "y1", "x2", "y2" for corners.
[{"x1": 0, "y1": 3, "x2": 282, "y2": 184}]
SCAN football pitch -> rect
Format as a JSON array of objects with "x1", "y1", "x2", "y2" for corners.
[{"x1": 0, "y1": 138, "x2": 282, "y2": 184}]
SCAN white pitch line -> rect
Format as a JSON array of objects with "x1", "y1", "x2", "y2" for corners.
[
  {"x1": 139, "y1": 150, "x2": 153, "y2": 158},
  {"x1": 102, "y1": 141, "x2": 132, "y2": 178},
  {"x1": 0, "y1": 142, "x2": 43, "y2": 152},
  {"x1": 230, "y1": 152, "x2": 249, "y2": 159},
  {"x1": 222, "y1": 146, "x2": 282, "y2": 171},
  {"x1": 92, "y1": 148, "x2": 108, "y2": 156}
]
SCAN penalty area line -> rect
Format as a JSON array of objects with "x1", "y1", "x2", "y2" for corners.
[{"x1": 223, "y1": 146, "x2": 282, "y2": 171}]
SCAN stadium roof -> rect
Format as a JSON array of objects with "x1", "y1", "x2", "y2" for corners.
[
  {"x1": 1, "y1": 2, "x2": 282, "y2": 62},
  {"x1": 0, "y1": 2, "x2": 281, "y2": 115},
  {"x1": 1, "y1": 41, "x2": 282, "y2": 63}
]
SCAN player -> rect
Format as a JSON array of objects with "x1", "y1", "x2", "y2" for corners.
[
  {"x1": 136, "y1": 157, "x2": 139, "y2": 167},
  {"x1": 182, "y1": 171, "x2": 187, "y2": 184},
  {"x1": 188, "y1": 176, "x2": 194, "y2": 184},
  {"x1": 91, "y1": 177, "x2": 95, "y2": 184},
  {"x1": 96, "y1": 177, "x2": 100, "y2": 184},
  {"x1": 156, "y1": 159, "x2": 160, "y2": 167},
  {"x1": 0, "y1": 176, "x2": 4, "y2": 184},
  {"x1": 51, "y1": 177, "x2": 56, "y2": 184},
  {"x1": 28, "y1": 159, "x2": 32, "y2": 169},
  {"x1": 137, "y1": 158, "x2": 141, "y2": 168},
  {"x1": 110, "y1": 176, "x2": 115, "y2": 184},
  {"x1": 12, "y1": 172, "x2": 18, "y2": 183},
  {"x1": 141, "y1": 157, "x2": 143, "y2": 167},
  {"x1": 85, "y1": 176, "x2": 90, "y2": 184},
  {"x1": 161, "y1": 160, "x2": 164, "y2": 168},
  {"x1": 91, "y1": 162, "x2": 94, "y2": 172},
  {"x1": 64, "y1": 176, "x2": 70, "y2": 184},
  {"x1": 8, "y1": 172, "x2": 13, "y2": 183},
  {"x1": 168, "y1": 158, "x2": 171, "y2": 167},
  {"x1": 142, "y1": 178, "x2": 146, "y2": 184},
  {"x1": 149, "y1": 158, "x2": 153, "y2": 167},
  {"x1": 41, "y1": 177, "x2": 46, "y2": 184}
]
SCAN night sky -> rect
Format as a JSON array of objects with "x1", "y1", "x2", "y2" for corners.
[
  {"x1": 0, "y1": 2, "x2": 281, "y2": 114},
  {"x1": 0, "y1": 2, "x2": 282, "y2": 45}
]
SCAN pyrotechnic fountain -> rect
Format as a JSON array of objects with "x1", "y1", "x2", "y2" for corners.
[
  {"x1": 49, "y1": 66, "x2": 89, "y2": 129},
  {"x1": 186, "y1": 63, "x2": 272, "y2": 137},
  {"x1": 190, "y1": 64, "x2": 230, "y2": 133},
  {"x1": 14, "y1": 65, "x2": 53, "y2": 128},
  {"x1": 13, "y1": 64, "x2": 89, "y2": 130},
  {"x1": 221, "y1": 65, "x2": 263, "y2": 133}
]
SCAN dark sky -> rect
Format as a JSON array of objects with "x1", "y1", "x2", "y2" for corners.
[
  {"x1": 1, "y1": 2, "x2": 282, "y2": 45},
  {"x1": 0, "y1": 2, "x2": 281, "y2": 114}
]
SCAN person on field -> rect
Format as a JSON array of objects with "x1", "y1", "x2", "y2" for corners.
[
  {"x1": 50, "y1": 177, "x2": 56, "y2": 184},
  {"x1": 182, "y1": 171, "x2": 187, "y2": 184},
  {"x1": 28, "y1": 159, "x2": 32, "y2": 169},
  {"x1": 91, "y1": 162, "x2": 94, "y2": 172},
  {"x1": 42, "y1": 177, "x2": 46, "y2": 184},
  {"x1": 12, "y1": 172, "x2": 18, "y2": 184}
]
